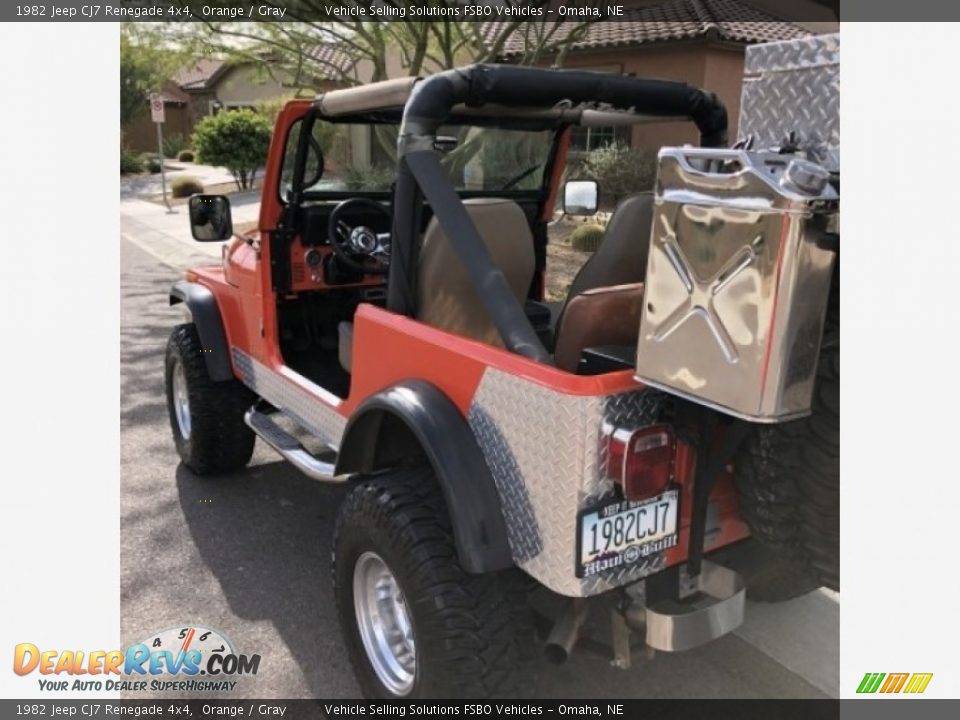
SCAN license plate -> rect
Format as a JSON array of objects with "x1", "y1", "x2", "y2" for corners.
[{"x1": 577, "y1": 489, "x2": 679, "y2": 578}]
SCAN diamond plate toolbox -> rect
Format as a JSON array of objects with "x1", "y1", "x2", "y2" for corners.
[{"x1": 739, "y1": 33, "x2": 839, "y2": 171}]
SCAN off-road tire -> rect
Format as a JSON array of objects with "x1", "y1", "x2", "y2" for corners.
[
  {"x1": 164, "y1": 323, "x2": 255, "y2": 475},
  {"x1": 333, "y1": 468, "x2": 534, "y2": 699},
  {"x1": 732, "y1": 279, "x2": 839, "y2": 602}
]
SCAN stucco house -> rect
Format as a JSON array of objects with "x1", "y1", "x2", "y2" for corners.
[{"x1": 123, "y1": 47, "x2": 353, "y2": 153}]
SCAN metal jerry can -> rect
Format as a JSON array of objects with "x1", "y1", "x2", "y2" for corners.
[{"x1": 635, "y1": 148, "x2": 838, "y2": 422}]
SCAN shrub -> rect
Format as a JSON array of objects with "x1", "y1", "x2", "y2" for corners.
[
  {"x1": 570, "y1": 224, "x2": 606, "y2": 253},
  {"x1": 162, "y1": 133, "x2": 188, "y2": 159},
  {"x1": 120, "y1": 147, "x2": 144, "y2": 175},
  {"x1": 177, "y1": 149, "x2": 195, "y2": 162},
  {"x1": 192, "y1": 109, "x2": 272, "y2": 190},
  {"x1": 146, "y1": 157, "x2": 163, "y2": 174},
  {"x1": 254, "y1": 97, "x2": 289, "y2": 123},
  {"x1": 343, "y1": 164, "x2": 394, "y2": 192},
  {"x1": 582, "y1": 142, "x2": 657, "y2": 203},
  {"x1": 171, "y1": 176, "x2": 204, "y2": 198}
]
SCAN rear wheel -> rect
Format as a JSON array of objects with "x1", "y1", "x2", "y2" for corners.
[
  {"x1": 333, "y1": 468, "x2": 533, "y2": 698},
  {"x1": 733, "y1": 279, "x2": 839, "y2": 601},
  {"x1": 164, "y1": 323, "x2": 255, "y2": 475}
]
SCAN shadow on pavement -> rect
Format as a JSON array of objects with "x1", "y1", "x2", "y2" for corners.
[{"x1": 175, "y1": 461, "x2": 353, "y2": 698}]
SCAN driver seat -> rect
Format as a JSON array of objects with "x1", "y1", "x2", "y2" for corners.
[
  {"x1": 416, "y1": 198, "x2": 535, "y2": 347},
  {"x1": 337, "y1": 198, "x2": 534, "y2": 372}
]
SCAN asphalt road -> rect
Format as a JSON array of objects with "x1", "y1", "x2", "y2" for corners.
[{"x1": 120, "y1": 235, "x2": 838, "y2": 700}]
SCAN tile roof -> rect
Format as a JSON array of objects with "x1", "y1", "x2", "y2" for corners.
[
  {"x1": 173, "y1": 58, "x2": 226, "y2": 91},
  {"x1": 171, "y1": 45, "x2": 354, "y2": 92},
  {"x1": 156, "y1": 83, "x2": 189, "y2": 104},
  {"x1": 305, "y1": 43, "x2": 357, "y2": 79},
  {"x1": 497, "y1": 0, "x2": 810, "y2": 56}
]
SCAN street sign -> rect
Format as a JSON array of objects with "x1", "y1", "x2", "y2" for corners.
[
  {"x1": 150, "y1": 94, "x2": 165, "y2": 123},
  {"x1": 149, "y1": 93, "x2": 171, "y2": 211}
]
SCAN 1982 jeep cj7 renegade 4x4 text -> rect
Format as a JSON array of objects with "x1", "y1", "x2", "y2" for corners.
[{"x1": 165, "y1": 44, "x2": 839, "y2": 698}]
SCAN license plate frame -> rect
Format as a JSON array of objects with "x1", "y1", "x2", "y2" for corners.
[{"x1": 575, "y1": 489, "x2": 680, "y2": 578}]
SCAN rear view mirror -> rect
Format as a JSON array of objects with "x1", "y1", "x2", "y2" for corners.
[
  {"x1": 189, "y1": 195, "x2": 233, "y2": 242},
  {"x1": 563, "y1": 180, "x2": 599, "y2": 216}
]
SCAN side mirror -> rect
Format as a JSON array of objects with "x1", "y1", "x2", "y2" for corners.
[
  {"x1": 563, "y1": 180, "x2": 599, "y2": 216},
  {"x1": 189, "y1": 195, "x2": 233, "y2": 242}
]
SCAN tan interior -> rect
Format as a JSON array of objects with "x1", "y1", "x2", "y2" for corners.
[
  {"x1": 417, "y1": 198, "x2": 535, "y2": 348},
  {"x1": 556, "y1": 193, "x2": 654, "y2": 329},
  {"x1": 553, "y1": 283, "x2": 645, "y2": 372},
  {"x1": 550, "y1": 193, "x2": 654, "y2": 372},
  {"x1": 339, "y1": 195, "x2": 653, "y2": 374}
]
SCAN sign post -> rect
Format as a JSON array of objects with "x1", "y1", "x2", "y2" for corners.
[{"x1": 150, "y1": 93, "x2": 172, "y2": 212}]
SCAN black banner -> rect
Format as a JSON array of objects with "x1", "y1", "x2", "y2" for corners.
[
  {"x1": 2, "y1": 0, "x2": 847, "y2": 24},
  {"x1": 0, "y1": 699, "x2": 845, "y2": 720}
]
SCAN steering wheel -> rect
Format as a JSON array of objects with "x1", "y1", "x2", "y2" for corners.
[{"x1": 327, "y1": 198, "x2": 392, "y2": 276}]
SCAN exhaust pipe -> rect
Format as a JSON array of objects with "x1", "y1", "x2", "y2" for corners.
[{"x1": 544, "y1": 599, "x2": 588, "y2": 665}]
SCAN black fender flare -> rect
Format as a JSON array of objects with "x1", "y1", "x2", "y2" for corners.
[
  {"x1": 169, "y1": 280, "x2": 233, "y2": 382},
  {"x1": 335, "y1": 380, "x2": 513, "y2": 574}
]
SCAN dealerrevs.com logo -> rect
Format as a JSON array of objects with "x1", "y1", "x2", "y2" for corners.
[
  {"x1": 856, "y1": 672, "x2": 933, "y2": 695},
  {"x1": 13, "y1": 625, "x2": 260, "y2": 693}
]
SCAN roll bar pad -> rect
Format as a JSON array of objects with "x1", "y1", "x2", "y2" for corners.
[{"x1": 399, "y1": 64, "x2": 728, "y2": 153}]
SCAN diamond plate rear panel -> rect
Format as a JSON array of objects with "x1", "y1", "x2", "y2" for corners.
[
  {"x1": 740, "y1": 33, "x2": 839, "y2": 171},
  {"x1": 468, "y1": 368, "x2": 666, "y2": 597},
  {"x1": 232, "y1": 348, "x2": 347, "y2": 448}
]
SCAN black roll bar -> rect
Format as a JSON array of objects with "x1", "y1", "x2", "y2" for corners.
[
  {"x1": 399, "y1": 64, "x2": 728, "y2": 153},
  {"x1": 388, "y1": 65, "x2": 729, "y2": 363}
]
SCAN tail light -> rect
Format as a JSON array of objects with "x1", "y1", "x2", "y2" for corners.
[{"x1": 600, "y1": 422, "x2": 676, "y2": 501}]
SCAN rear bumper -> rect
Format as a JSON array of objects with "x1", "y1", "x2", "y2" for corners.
[{"x1": 643, "y1": 561, "x2": 745, "y2": 652}]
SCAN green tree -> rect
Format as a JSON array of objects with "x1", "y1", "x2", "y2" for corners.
[
  {"x1": 581, "y1": 142, "x2": 658, "y2": 205},
  {"x1": 192, "y1": 109, "x2": 273, "y2": 190},
  {"x1": 120, "y1": 24, "x2": 185, "y2": 127},
  {"x1": 161, "y1": 2, "x2": 602, "y2": 91}
]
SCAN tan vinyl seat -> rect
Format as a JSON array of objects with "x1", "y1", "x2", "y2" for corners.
[
  {"x1": 553, "y1": 283, "x2": 645, "y2": 372},
  {"x1": 337, "y1": 198, "x2": 534, "y2": 373},
  {"x1": 416, "y1": 198, "x2": 535, "y2": 348},
  {"x1": 551, "y1": 193, "x2": 654, "y2": 372}
]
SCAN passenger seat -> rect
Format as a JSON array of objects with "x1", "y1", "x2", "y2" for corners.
[{"x1": 551, "y1": 193, "x2": 654, "y2": 371}]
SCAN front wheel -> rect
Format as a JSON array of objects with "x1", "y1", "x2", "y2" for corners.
[
  {"x1": 164, "y1": 323, "x2": 255, "y2": 475},
  {"x1": 333, "y1": 468, "x2": 533, "y2": 698}
]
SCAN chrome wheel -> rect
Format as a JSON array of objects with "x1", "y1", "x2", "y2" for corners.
[
  {"x1": 353, "y1": 551, "x2": 416, "y2": 695},
  {"x1": 172, "y1": 359, "x2": 191, "y2": 441}
]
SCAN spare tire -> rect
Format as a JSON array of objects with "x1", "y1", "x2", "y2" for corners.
[{"x1": 732, "y1": 273, "x2": 839, "y2": 601}]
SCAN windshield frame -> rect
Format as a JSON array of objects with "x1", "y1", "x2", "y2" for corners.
[{"x1": 279, "y1": 108, "x2": 563, "y2": 207}]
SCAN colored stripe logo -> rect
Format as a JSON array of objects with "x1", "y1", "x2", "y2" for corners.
[{"x1": 857, "y1": 672, "x2": 933, "y2": 694}]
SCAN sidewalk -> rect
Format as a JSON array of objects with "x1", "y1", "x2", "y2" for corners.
[
  {"x1": 119, "y1": 191, "x2": 261, "y2": 269},
  {"x1": 120, "y1": 161, "x2": 240, "y2": 199}
]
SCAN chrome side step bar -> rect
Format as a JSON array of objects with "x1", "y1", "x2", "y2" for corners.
[
  {"x1": 642, "y1": 561, "x2": 745, "y2": 652},
  {"x1": 244, "y1": 408, "x2": 350, "y2": 483}
]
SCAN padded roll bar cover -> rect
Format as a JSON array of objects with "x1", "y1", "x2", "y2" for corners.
[
  {"x1": 400, "y1": 64, "x2": 728, "y2": 152},
  {"x1": 334, "y1": 380, "x2": 514, "y2": 574},
  {"x1": 317, "y1": 76, "x2": 420, "y2": 116}
]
